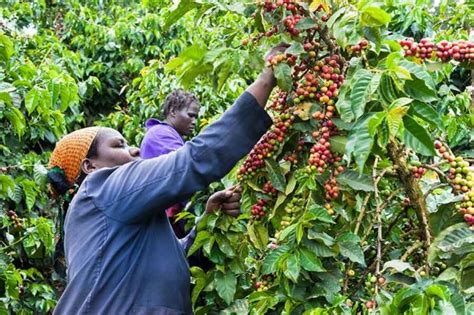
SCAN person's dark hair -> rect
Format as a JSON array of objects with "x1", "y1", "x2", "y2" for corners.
[
  {"x1": 47, "y1": 133, "x2": 101, "y2": 197},
  {"x1": 161, "y1": 89, "x2": 199, "y2": 118}
]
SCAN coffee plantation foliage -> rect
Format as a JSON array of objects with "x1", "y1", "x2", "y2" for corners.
[{"x1": 0, "y1": 0, "x2": 473, "y2": 314}]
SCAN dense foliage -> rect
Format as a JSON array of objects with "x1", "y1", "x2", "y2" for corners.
[{"x1": 0, "y1": 0, "x2": 473, "y2": 314}]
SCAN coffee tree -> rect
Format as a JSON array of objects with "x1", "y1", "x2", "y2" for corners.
[{"x1": 166, "y1": 0, "x2": 473, "y2": 313}]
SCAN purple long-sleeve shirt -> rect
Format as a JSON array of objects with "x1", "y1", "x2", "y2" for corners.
[
  {"x1": 140, "y1": 119, "x2": 185, "y2": 159},
  {"x1": 140, "y1": 119, "x2": 188, "y2": 237}
]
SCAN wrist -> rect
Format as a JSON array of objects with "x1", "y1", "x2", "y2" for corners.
[{"x1": 258, "y1": 67, "x2": 277, "y2": 88}]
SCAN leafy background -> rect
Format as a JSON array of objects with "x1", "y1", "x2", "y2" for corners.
[{"x1": 0, "y1": 0, "x2": 473, "y2": 314}]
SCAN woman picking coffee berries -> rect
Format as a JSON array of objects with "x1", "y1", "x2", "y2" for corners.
[{"x1": 47, "y1": 46, "x2": 286, "y2": 314}]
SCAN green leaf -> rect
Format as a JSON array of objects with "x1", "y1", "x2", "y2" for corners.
[
  {"x1": 285, "y1": 174, "x2": 297, "y2": 195},
  {"x1": 336, "y1": 170, "x2": 374, "y2": 192},
  {"x1": 409, "y1": 101, "x2": 443, "y2": 129},
  {"x1": 360, "y1": 7, "x2": 391, "y2": 27},
  {"x1": 386, "y1": 52, "x2": 403, "y2": 71},
  {"x1": 308, "y1": 205, "x2": 335, "y2": 224},
  {"x1": 21, "y1": 180, "x2": 37, "y2": 210},
  {"x1": 399, "y1": 60, "x2": 436, "y2": 91},
  {"x1": 460, "y1": 253, "x2": 474, "y2": 292},
  {"x1": 188, "y1": 231, "x2": 211, "y2": 256},
  {"x1": 0, "y1": 34, "x2": 14, "y2": 62},
  {"x1": 265, "y1": 159, "x2": 286, "y2": 192},
  {"x1": 298, "y1": 248, "x2": 325, "y2": 272},
  {"x1": 350, "y1": 69, "x2": 373, "y2": 120},
  {"x1": 329, "y1": 136, "x2": 347, "y2": 155},
  {"x1": 284, "y1": 254, "x2": 300, "y2": 282},
  {"x1": 262, "y1": 244, "x2": 290, "y2": 275},
  {"x1": 190, "y1": 267, "x2": 208, "y2": 307},
  {"x1": 25, "y1": 88, "x2": 40, "y2": 114},
  {"x1": 285, "y1": 42, "x2": 305, "y2": 56},
  {"x1": 428, "y1": 223, "x2": 474, "y2": 264},
  {"x1": 215, "y1": 234, "x2": 235, "y2": 257},
  {"x1": 248, "y1": 222, "x2": 269, "y2": 251},
  {"x1": 215, "y1": 271, "x2": 236, "y2": 305},
  {"x1": 335, "y1": 85, "x2": 353, "y2": 122},
  {"x1": 163, "y1": 0, "x2": 202, "y2": 31},
  {"x1": 368, "y1": 112, "x2": 386, "y2": 136},
  {"x1": 402, "y1": 115, "x2": 436, "y2": 156},
  {"x1": 387, "y1": 104, "x2": 409, "y2": 138},
  {"x1": 411, "y1": 295, "x2": 429, "y2": 314},
  {"x1": 0, "y1": 175, "x2": 15, "y2": 196},
  {"x1": 339, "y1": 241, "x2": 365, "y2": 266},
  {"x1": 382, "y1": 259, "x2": 416, "y2": 273},
  {"x1": 273, "y1": 63, "x2": 293, "y2": 92},
  {"x1": 5, "y1": 106, "x2": 26, "y2": 138},
  {"x1": 404, "y1": 77, "x2": 437, "y2": 103},
  {"x1": 295, "y1": 17, "x2": 318, "y2": 31},
  {"x1": 425, "y1": 284, "x2": 450, "y2": 300},
  {"x1": 346, "y1": 115, "x2": 374, "y2": 173}
]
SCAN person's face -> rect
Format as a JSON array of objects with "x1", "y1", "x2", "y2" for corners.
[
  {"x1": 170, "y1": 102, "x2": 200, "y2": 136},
  {"x1": 81, "y1": 128, "x2": 140, "y2": 175}
]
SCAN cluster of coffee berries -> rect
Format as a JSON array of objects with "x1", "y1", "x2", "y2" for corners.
[
  {"x1": 283, "y1": 14, "x2": 302, "y2": 36},
  {"x1": 308, "y1": 141, "x2": 336, "y2": 173},
  {"x1": 267, "y1": 53, "x2": 297, "y2": 67},
  {"x1": 324, "y1": 177, "x2": 340, "y2": 200},
  {"x1": 7, "y1": 210, "x2": 22, "y2": 229},
  {"x1": 292, "y1": 60, "x2": 343, "y2": 108},
  {"x1": 350, "y1": 39, "x2": 369, "y2": 53},
  {"x1": 400, "y1": 38, "x2": 474, "y2": 62},
  {"x1": 263, "y1": 181, "x2": 278, "y2": 196},
  {"x1": 255, "y1": 274, "x2": 273, "y2": 291},
  {"x1": 269, "y1": 91, "x2": 289, "y2": 112},
  {"x1": 307, "y1": 121, "x2": 342, "y2": 174},
  {"x1": 400, "y1": 38, "x2": 434, "y2": 59},
  {"x1": 293, "y1": 73, "x2": 319, "y2": 104},
  {"x1": 436, "y1": 40, "x2": 474, "y2": 62},
  {"x1": 251, "y1": 199, "x2": 271, "y2": 220},
  {"x1": 324, "y1": 202, "x2": 334, "y2": 215},
  {"x1": 262, "y1": 0, "x2": 299, "y2": 13},
  {"x1": 280, "y1": 197, "x2": 304, "y2": 228},
  {"x1": 283, "y1": 138, "x2": 305, "y2": 164},
  {"x1": 364, "y1": 273, "x2": 384, "y2": 294},
  {"x1": 435, "y1": 140, "x2": 474, "y2": 226},
  {"x1": 303, "y1": 40, "x2": 320, "y2": 56},
  {"x1": 238, "y1": 113, "x2": 295, "y2": 178},
  {"x1": 409, "y1": 161, "x2": 426, "y2": 179}
]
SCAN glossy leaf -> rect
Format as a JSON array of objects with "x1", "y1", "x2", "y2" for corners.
[{"x1": 402, "y1": 115, "x2": 436, "y2": 156}]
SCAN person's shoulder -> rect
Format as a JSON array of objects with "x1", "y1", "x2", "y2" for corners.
[{"x1": 148, "y1": 123, "x2": 181, "y2": 140}]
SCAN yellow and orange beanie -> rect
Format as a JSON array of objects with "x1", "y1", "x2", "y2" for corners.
[{"x1": 48, "y1": 127, "x2": 101, "y2": 194}]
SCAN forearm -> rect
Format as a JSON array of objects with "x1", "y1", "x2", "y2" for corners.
[
  {"x1": 246, "y1": 68, "x2": 277, "y2": 107},
  {"x1": 92, "y1": 92, "x2": 272, "y2": 223}
]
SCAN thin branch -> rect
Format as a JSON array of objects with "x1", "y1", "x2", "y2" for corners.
[
  {"x1": 373, "y1": 157, "x2": 383, "y2": 295},
  {"x1": 423, "y1": 164, "x2": 449, "y2": 182},
  {"x1": 423, "y1": 183, "x2": 450, "y2": 200},
  {"x1": 354, "y1": 193, "x2": 371, "y2": 236},
  {"x1": 401, "y1": 240, "x2": 423, "y2": 262}
]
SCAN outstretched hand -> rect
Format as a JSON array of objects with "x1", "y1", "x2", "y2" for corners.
[
  {"x1": 265, "y1": 42, "x2": 290, "y2": 62},
  {"x1": 205, "y1": 185, "x2": 242, "y2": 217}
]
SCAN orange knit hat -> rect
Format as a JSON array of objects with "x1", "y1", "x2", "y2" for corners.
[{"x1": 48, "y1": 127, "x2": 101, "y2": 187}]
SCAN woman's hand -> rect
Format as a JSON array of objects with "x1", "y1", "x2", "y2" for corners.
[{"x1": 205, "y1": 185, "x2": 242, "y2": 217}]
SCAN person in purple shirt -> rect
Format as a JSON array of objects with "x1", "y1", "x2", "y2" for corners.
[{"x1": 141, "y1": 89, "x2": 200, "y2": 237}]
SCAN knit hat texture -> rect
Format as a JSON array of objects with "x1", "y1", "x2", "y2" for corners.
[{"x1": 48, "y1": 127, "x2": 101, "y2": 186}]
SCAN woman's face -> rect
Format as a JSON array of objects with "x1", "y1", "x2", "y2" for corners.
[
  {"x1": 171, "y1": 102, "x2": 200, "y2": 136},
  {"x1": 81, "y1": 128, "x2": 140, "y2": 174}
]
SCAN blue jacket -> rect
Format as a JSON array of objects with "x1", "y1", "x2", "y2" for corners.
[{"x1": 53, "y1": 92, "x2": 272, "y2": 314}]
